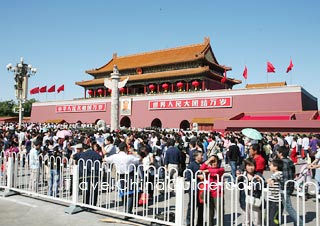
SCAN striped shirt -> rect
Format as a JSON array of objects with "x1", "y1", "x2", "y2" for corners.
[{"x1": 268, "y1": 171, "x2": 283, "y2": 202}]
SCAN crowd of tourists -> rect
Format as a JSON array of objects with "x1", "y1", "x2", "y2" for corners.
[{"x1": 0, "y1": 122, "x2": 320, "y2": 226}]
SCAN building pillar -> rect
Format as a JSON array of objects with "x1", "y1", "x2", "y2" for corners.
[
  {"x1": 202, "y1": 80, "x2": 205, "y2": 90},
  {"x1": 171, "y1": 83, "x2": 174, "y2": 92},
  {"x1": 84, "y1": 89, "x2": 87, "y2": 98},
  {"x1": 144, "y1": 85, "x2": 146, "y2": 94},
  {"x1": 157, "y1": 84, "x2": 160, "y2": 93},
  {"x1": 94, "y1": 89, "x2": 96, "y2": 98},
  {"x1": 186, "y1": 82, "x2": 189, "y2": 91},
  {"x1": 104, "y1": 89, "x2": 107, "y2": 97}
]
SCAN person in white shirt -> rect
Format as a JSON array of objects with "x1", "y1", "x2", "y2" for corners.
[
  {"x1": 302, "y1": 134, "x2": 310, "y2": 160},
  {"x1": 150, "y1": 132, "x2": 158, "y2": 149},
  {"x1": 29, "y1": 140, "x2": 42, "y2": 192},
  {"x1": 104, "y1": 142, "x2": 140, "y2": 214}
]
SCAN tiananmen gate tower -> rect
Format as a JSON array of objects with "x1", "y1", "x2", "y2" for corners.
[{"x1": 30, "y1": 37, "x2": 320, "y2": 132}]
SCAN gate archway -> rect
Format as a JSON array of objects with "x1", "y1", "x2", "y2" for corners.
[
  {"x1": 120, "y1": 116, "x2": 131, "y2": 128},
  {"x1": 179, "y1": 120, "x2": 190, "y2": 130},
  {"x1": 151, "y1": 118, "x2": 162, "y2": 128}
]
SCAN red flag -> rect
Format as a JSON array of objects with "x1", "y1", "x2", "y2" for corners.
[
  {"x1": 221, "y1": 69, "x2": 227, "y2": 83},
  {"x1": 47, "y1": 85, "x2": 55, "y2": 93},
  {"x1": 30, "y1": 87, "x2": 39, "y2": 95},
  {"x1": 40, "y1": 86, "x2": 47, "y2": 93},
  {"x1": 286, "y1": 59, "x2": 294, "y2": 73},
  {"x1": 243, "y1": 66, "x2": 248, "y2": 79},
  {"x1": 57, "y1": 84, "x2": 64, "y2": 93},
  {"x1": 267, "y1": 61, "x2": 275, "y2": 73}
]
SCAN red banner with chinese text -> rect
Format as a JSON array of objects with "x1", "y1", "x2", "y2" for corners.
[
  {"x1": 56, "y1": 103, "x2": 106, "y2": 113},
  {"x1": 148, "y1": 97, "x2": 232, "y2": 110}
]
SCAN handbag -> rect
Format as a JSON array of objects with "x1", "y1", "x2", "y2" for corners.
[{"x1": 246, "y1": 196, "x2": 262, "y2": 208}]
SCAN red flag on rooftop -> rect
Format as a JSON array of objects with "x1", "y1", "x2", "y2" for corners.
[
  {"x1": 221, "y1": 69, "x2": 227, "y2": 83},
  {"x1": 40, "y1": 86, "x2": 47, "y2": 93},
  {"x1": 267, "y1": 61, "x2": 275, "y2": 73},
  {"x1": 30, "y1": 87, "x2": 39, "y2": 95},
  {"x1": 286, "y1": 59, "x2": 294, "y2": 73},
  {"x1": 243, "y1": 66, "x2": 248, "y2": 79},
  {"x1": 48, "y1": 85, "x2": 55, "y2": 93},
  {"x1": 57, "y1": 84, "x2": 64, "y2": 93}
]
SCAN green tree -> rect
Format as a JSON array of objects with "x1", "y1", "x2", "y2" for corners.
[
  {"x1": 23, "y1": 98, "x2": 37, "y2": 117},
  {"x1": 0, "y1": 100, "x2": 16, "y2": 116}
]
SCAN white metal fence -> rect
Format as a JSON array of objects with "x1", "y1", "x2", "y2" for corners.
[{"x1": 0, "y1": 151, "x2": 319, "y2": 226}]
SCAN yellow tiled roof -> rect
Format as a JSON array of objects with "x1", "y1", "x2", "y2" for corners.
[
  {"x1": 86, "y1": 38, "x2": 214, "y2": 75},
  {"x1": 76, "y1": 66, "x2": 241, "y2": 87}
]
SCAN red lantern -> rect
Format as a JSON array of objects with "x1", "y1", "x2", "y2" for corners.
[
  {"x1": 177, "y1": 81, "x2": 183, "y2": 91},
  {"x1": 162, "y1": 83, "x2": 169, "y2": 92},
  {"x1": 149, "y1": 84, "x2": 155, "y2": 93},
  {"x1": 108, "y1": 89, "x2": 112, "y2": 95},
  {"x1": 119, "y1": 87, "x2": 125, "y2": 94},
  {"x1": 97, "y1": 88, "x2": 103, "y2": 96},
  {"x1": 136, "y1": 68, "x2": 143, "y2": 74},
  {"x1": 88, "y1": 89, "x2": 93, "y2": 96},
  {"x1": 192, "y1": 80, "x2": 199, "y2": 90}
]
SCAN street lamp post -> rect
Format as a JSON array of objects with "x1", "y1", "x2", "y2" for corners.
[{"x1": 6, "y1": 57, "x2": 37, "y2": 129}]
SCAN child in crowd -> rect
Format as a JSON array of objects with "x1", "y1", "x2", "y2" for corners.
[
  {"x1": 238, "y1": 158, "x2": 264, "y2": 226},
  {"x1": 267, "y1": 159, "x2": 283, "y2": 226}
]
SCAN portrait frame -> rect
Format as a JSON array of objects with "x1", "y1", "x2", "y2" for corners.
[{"x1": 120, "y1": 98, "x2": 132, "y2": 116}]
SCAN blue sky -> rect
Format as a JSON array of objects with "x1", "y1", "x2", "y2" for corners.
[{"x1": 1, "y1": 0, "x2": 320, "y2": 104}]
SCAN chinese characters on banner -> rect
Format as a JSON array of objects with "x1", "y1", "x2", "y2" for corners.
[
  {"x1": 149, "y1": 97, "x2": 232, "y2": 110},
  {"x1": 56, "y1": 103, "x2": 106, "y2": 113}
]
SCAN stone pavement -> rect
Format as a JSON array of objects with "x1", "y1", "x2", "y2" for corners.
[{"x1": 0, "y1": 194, "x2": 146, "y2": 226}]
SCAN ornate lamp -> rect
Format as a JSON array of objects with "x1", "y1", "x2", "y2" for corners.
[{"x1": 88, "y1": 89, "x2": 93, "y2": 97}]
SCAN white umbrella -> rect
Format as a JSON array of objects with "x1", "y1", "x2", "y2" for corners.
[
  {"x1": 241, "y1": 128, "x2": 262, "y2": 140},
  {"x1": 56, "y1": 130, "x2": 72, "y2": 138}
]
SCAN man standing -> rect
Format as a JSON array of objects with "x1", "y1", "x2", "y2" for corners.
[
  {"x1": 277, "y1": 147, "x2": 303, "y2": 226},
  {"x1": 72, "y1": 143, "x2": 102, "y2": 206},
  {"x1": 29, "y1": 140, "x2": 42, "y2": 192},
  {"x1": 228, "y1": 137, "x2": 241, "y2": 180},
  {"x1": 186, "y1": 151, "x2": 204, "y2": 226},
  {"x1": 104, "y1": 142, "x2": 140, "y2": 214},
  {"x1": 164, "y1": 138, "x2": 181, "y2": 183}
]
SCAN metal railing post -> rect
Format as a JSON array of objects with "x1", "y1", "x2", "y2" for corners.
[
  {"x1": 65, "y1": 164, "x2": 83, "y2": 214},
  {"x1": 1, "y1": 156, "x2": 18, "y2": 197},
  {"x1": 175, "y1": 177, "x2": 185, "y2": 226}
]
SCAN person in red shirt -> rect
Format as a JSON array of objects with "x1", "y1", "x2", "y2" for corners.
[
  {"x1": 249, "y1": 143, "x2": 265, "y2": 174},
  {"x1": 200, "y1": 155, "x2": 225, "y2": 226}
]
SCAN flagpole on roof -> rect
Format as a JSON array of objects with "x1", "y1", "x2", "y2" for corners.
[{"x1": 290, "y1": 57, "x2": 293, "y2": 85}]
